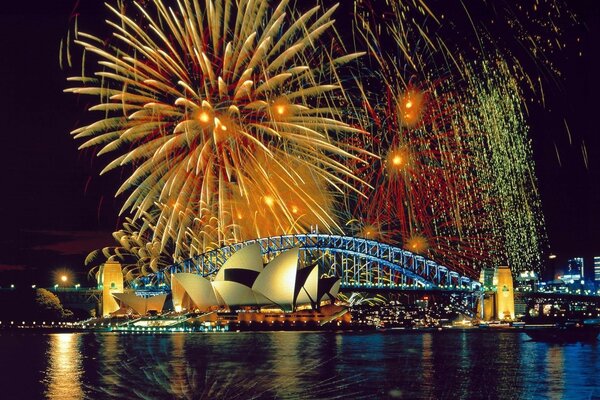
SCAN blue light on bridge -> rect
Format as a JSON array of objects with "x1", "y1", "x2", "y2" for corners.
[{"x1": 135, "y1": 234, "x2": 483, "y2": 295}]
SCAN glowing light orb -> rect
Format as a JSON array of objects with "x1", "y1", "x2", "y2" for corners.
[
  {"x1": 359, "y1": 224, "x2": 381, "y2": 240},
  {"x1": 386, "y1": 147, "x2": 412, "y2": 175},
  {"x1": 397, "y1": 89, "x2": 425, "y2": 128},
  {"x1": 196, "y1": 109, "x2": 212, "y2": 126},
  {"x1": 270, "y1": 98, "x2": 294, "y2": 121},
  {"x1": 264, "y1": 196, "x2": 275, "y2": 207},
  {"x1": 405, "y1": 235, "x2": 429, "y2": 254}
]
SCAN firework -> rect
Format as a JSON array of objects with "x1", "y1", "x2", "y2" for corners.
[
  {"x1": 86, "y1": 215, "x2": 172, "y2": 282},
  {"x1": 350, "y1": 77, "x2": 494, "y2": 276},
  {"x1": 66, "y1": 0, "x2": 369, "y2": 259},
  {"x1": 458, "y1": 57, "x2": 547, "y2": 273},
  {"x1": 69, "y1": 0, "x2": 573, "y2": 280},
  {"x1": 350, "y1": 0, "x2": 553, "y2": 275}
]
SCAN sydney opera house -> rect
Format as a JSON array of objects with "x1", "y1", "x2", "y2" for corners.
[{"x1": 102, "y1": 244, "x2": 348, "y2": 326}]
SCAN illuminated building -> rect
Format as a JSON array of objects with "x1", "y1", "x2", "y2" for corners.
[
  {"x1": 113, "y1": 244, "x2": 344, "y2": 323},
  {"x1": 97, "y1": 261, "x2": 124, "y2": 316},
  {"x1": 479, "y1": 268, "x2": 495, "y2": 290},
  {"x1": 559, "y1": 257, "x2": 584, "y2": 283},
  {"x1": 478, "y1": 268, "x2": 496, "y2": 321},
  {"x1": 112, "y1": 293, "x2": 167, "y2": 315},
  {"x1": 516, "y1": 270, "x2": 539, "y2": 290},
  {"x1": 494, "y1": 266, "x2": 515, "y2": 320},
  {"x1": 594, "y1": 257, "x2": 600, "y2": 283},
  {"x1": 172, "y1": 244, "x2": 340, "y2": 312}
]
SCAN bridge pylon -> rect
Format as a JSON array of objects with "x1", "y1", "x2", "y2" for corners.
[{"x1": 478, "y1": 266, "x2": 515, "y2": 321}]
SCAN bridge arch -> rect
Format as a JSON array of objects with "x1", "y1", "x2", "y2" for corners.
[{"x1": 139, "y1": 234, "x2": 482, "y2": 293}]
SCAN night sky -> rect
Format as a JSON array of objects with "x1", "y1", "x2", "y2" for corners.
[{"x1": 0, "y1": 0, "x2": 598, "y2": 287}]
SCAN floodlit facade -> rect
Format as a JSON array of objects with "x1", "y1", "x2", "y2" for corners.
[
  {"x1": 494, "y1": 266, "x2": 515, "y2": 320},
  {"x1": 478, "y1": 266, "x2": 516, "y2": 321},
  {"x1": 479, "y1": 293, "x2": 495, "y2": 321},
  {"x1": 172, "y1": 273, "x2": 220, "y2": 312},
  {"x1": 98, "y1": 261, "x2": 124, "y2": 316},
  {"x1": 478, "y1": 267, "x2": 496, "y2": 321},
  {"x1": 172, "y1": 244, "x2": 341, "y2": 312}
]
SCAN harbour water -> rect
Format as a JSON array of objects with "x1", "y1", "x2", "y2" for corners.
[{"x1": 1, "y1": 330, "x2": 599, "y2": 399}]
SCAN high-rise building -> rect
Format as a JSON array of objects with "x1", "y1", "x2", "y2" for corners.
[
  {"x1": 559, "y1": 257, "x2": 584, "y2": 283},
  {"x1": 594, "y1": 257, "x2": 600, "y2": 282}
]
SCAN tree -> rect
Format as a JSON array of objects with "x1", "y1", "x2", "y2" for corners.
[{"x1": 34, "y1": 288, "x2": 71, "y2": 319}]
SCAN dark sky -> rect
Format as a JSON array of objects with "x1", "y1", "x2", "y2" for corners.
[
  {"x1": 0, "y1": 0, "x2": 597, "y2": 287},
  {"x1": 532, "y1": 1, "x2": 600, "y2": 265}
]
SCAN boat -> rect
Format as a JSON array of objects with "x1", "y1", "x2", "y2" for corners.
[{"x1": 523, "y1": 320, "x2": 600, "y2": 342}]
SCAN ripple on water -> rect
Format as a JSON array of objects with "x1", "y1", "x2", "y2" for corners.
[{"x1": 0, "y1": 330, "x2": 599, "y2": 399}]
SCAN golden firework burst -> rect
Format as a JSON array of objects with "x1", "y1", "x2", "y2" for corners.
[{"x1": 66, "y1": 0, "x2": 369, "y2": 256}]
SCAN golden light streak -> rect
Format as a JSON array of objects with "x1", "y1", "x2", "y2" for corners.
[{"x1": 67, "y1": 0, "x2": 370, "y2": 259}]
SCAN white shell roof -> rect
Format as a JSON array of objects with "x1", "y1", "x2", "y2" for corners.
[
  {"x1": 214, "y1": 242, "x2": 263, "y2": 281},
  {"x1": 172, "y1": 273, "x2": 218, "y2": 311},
  {"x1": 252, "y1": 248, "x2": 299, "y2": 309}
]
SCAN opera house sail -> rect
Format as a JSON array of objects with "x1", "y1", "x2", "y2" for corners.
[{"x1": 112, "y1": 244, "x2": 342, "y2": 318}]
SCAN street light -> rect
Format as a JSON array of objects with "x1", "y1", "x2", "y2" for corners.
[{"x1": 61, "y1": 275, "x2": 68, "y2": 283}]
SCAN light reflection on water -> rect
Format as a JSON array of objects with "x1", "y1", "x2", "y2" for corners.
[
  {"x1": 546, "y1": 346, "x2": 566, "y2": 400},
  {"x1": 44, "y1": 333, "x2": 84, "y2": 400},
  {"x1": 1, "y1": 331, "x2": 600, "y2": 399}
]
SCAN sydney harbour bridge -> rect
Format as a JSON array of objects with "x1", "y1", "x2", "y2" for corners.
[
  {"x1": 49, "y1": 234, "x2": 600, "y2": 318},
  {"x1": 127, "y1": 234, "x2": 483, "y2": 315},
  {"x1": 138, "y1": 234, "x2": 481, "y2": 293},
  {"x1": 127, "y1": 234, "x2": 598, "y2": 317}
]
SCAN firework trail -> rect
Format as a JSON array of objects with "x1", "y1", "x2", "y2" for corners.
[
  {"x1": 69, "y1": 0, "x2": 576, "y2": 279},
  {"x1": 86, "y1": 214, "x2": 172, "y2": 283},
  {"x1": 66, "y1": 0, "x2": 370, "y2": 260},
  {"x1": 348, "y1": 0, "x2": 569, "y2": 275}
]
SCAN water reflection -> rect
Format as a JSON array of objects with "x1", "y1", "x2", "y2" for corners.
[
  {"x1": 44, "y1": 334, "x2": 84, "y2": 400},
  {"x1": 1, "y1": 331, "x2": 598, "y2": 399},
  {"x1": 97, "y1": 333, "x2": 124, "y2": 397},
  {"x1": 545, "y1": 345, "x2": 565, "y2": 399},
  {"x1": 420, "y1": 333, "x2": 434, "y2": 397},
  {"x1": 168, "y1": 332, "x2": 189, "y2": 397},
  {"x1": 269, "y1": 333, "x2": 303, "y2": 395}
]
